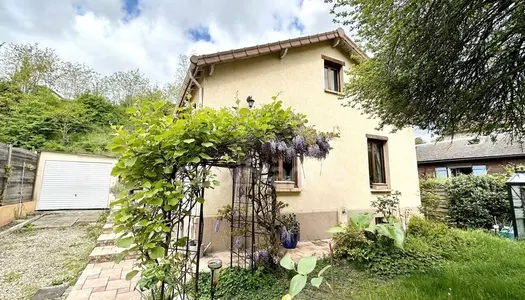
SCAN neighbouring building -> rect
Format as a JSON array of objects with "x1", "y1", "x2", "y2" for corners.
[
  {"x1": 178, "y1": 28, "x2": 421, "y2": 251},
  {"x1": 416, "y1": 136, "x2": 525, "y2": 178}
]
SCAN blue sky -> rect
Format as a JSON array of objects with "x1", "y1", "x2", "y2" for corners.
[{"x1": 0, "y1": 0, "x2": 342, "y2": 84}]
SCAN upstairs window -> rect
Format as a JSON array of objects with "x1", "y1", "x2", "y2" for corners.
[{"x1": 322, "y1": 55, "x2": 344, "y2": 92}]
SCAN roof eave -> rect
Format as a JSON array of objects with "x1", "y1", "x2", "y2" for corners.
[{"x1": 176, "y1": 28, "x2": 367, "y2": 106}]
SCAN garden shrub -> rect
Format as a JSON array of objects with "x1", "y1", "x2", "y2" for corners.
[
  {"x1": 407, "y1": 216, "x2": 469, "y2": 260},
  {"x1": 196, "y1": 267, "x2": 285, "y2": 300},
  {"x1": 332, "y1": 217, "x2": 476, "y2": 277},
  {"x1": 445, "y1": 174, "x2": 510, "y2": 229},
  {"x1": 332, "y1": 225, "x2": 440, "y2": 277}
]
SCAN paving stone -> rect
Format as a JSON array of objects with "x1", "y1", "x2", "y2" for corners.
[
  {"x1": 83, "y1": 277, "x2": 109, "y2": 289},
  {"x1": 106, "y1": 280, "x2": 130, "y2": 291},
  {"x1": 67, "y1": 288, "x2": 93, "y2": 300},
  {"x1": 88, "y1": 290, "x2": 117, "y2": 300},
  {"x1": 115, "y1": 290, "x2": 141, "y2": 300}
]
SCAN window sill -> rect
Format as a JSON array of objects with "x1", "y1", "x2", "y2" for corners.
[
  {"x1": 275, "y1": 181, "x2": 301, "y2": 193},
  {"x1": 324, "y1": 89, "x2": 344, "y2": 96},
  {"x1": 370, "y1": 189, "x2": 391, "y2": 194}
]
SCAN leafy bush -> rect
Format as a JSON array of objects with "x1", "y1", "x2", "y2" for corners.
[
  {"x1": 196, "y1": 267, "x2": 285, "y2": 300},
  {"x1": 332, "y1": 216, "x2": 474, "y2": 277},
  {"x1": 407, "y1": 217, "x2": 469, "y2": 260},
  {"x1": 446, "y1": 175, "x2": 510, "y2": 229}
]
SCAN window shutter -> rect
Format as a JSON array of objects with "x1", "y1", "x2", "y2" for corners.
[
  {"x1": 472, "y1": 165, "x2": 487, "y2": 176},
  {"x1": 435, "y1": 167, "x2": 448, "y2": 178}
]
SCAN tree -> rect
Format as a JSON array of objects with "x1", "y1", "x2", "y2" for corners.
[
  {"x1": 49, "y1": 100, "x2": 90, "y2": 145},
  {"x1": 415, "y1": 137, "x2": 425, "y2": 145},
  {"x1": 53, "y1": 61, "x2": 100, "y2": 99},
  {"x1": 99, "y1": 69, "x2": 152, "y2": 106},
  {"x1": 328, "y1": 0, "x2": 525, "y2": 139},
  {"x1": 0, "y1": 43, "x2": 60, "y2": 93}
]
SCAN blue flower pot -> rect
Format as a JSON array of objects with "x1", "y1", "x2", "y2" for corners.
[{"x1": 282, "y1": 232, "x2": 299, "y2": 249}]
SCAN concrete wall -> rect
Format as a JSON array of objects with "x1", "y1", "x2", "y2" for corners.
[
  {"x1": 33, "y1": 151, "x2": 118, "y2": 209},
  {"x1": 192, "y1": 42, "x2": 421, "y2": 249},
  {"x1": 0, "y1": 201, "x2": 36, "y2": 227}
]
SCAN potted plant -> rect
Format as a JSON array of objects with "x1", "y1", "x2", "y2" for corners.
[{"x1": 280, "y1": 213, "x2": 300, "y2": 249}]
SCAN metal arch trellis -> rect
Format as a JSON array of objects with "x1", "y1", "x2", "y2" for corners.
[{"x1": 229, "y1": 151, "x2": 283, "y2": 271}]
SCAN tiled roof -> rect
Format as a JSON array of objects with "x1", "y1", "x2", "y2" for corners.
[
  {"x1": 416, "y1": 136, "x2": 525, "y2": 163},
  {"x1": 178, "y1": 28, "x2": 366, "y2": 105}
]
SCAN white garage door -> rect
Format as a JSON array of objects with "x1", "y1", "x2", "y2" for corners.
[{"x1": 38, "y1": 160, "x2": 113, "y2": 210}]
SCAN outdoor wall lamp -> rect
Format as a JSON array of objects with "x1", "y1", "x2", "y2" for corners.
[
  {"x1": 246, "y1": 96, "x2": 255, "y2": 108},
  {"x1": 208, "y1": 258, "x2": 222, "y2": 299}
]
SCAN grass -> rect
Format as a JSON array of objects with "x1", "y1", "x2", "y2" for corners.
[
  {"x1": 350, "y1": 231, "x2": 525, "y2": 300},
  {"x1": 198, "y1": 228, "x2": 525, "y2": 300}
]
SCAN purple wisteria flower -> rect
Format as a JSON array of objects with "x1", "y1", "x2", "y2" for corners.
[
  {"x1": 214, "y1": 219, "x2": 222, "y2": 233},
  {"x1": 277, "y1": 141, "x2": 287, "y2": 153},
  {"x1": 234, "y1": 236, "x2": 242, "y2": 248},
  {"x1": 285, "y1": 147, "x2": 296, "y2": 162},
  {"x1": 292, "y1": 135, "x2": 306, "y2": 151}
]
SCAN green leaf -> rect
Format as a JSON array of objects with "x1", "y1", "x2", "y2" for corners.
[
  {"x1": 116, "y1": 237, "x2": 134, "y2": 248},
  {"x1": 149, "y1": 246, "x2": 165, "y2": 259},
  {"x1": 126, "y1": 107, "x2": 138, "y2": 114},
  {"x1": 142, "y1": 181, "x2": 151, "y2": 189},
  {"x1": 115, "y1": 252, "x2": 126, "y2": 264},
  {"x1": 183, "y1": 138, "x2": 195, "y2": 144},
  {"x1": 202, "y1": 142, "x2": 213, "y2": 147},
  {"x1": 168, "y1": 198, "x2": 179, "y2": 205},
  {"x1": 124, "y1": 157, "x2": 137, "y2": 167},
  {"x1": 188, "y1": 157, "x2": 201, "y2": 163},
  {"x1": 279, "y1": 254, "x2": 295, "y2": 270},
  {"x1": 376, "y1": 223, "x2": 405, "y2": 249},
  {"x1": 139, "y1": 220, "x2": 150, "y2": 226},
  {"x1": 297, "y1": 256, "x2": 317, "y2": 275},
  {"x1": 327, "y1": 226, "x2": 345, "y2": 234},
  {"x1": 196, "y1": 197, "x2": 205, "y2": 204},
  {"x1": 289, "y1": 274, "x2": 307, "y2": 297},
  {"x1": 318, "y1": 265, "x2": 331, "y2": 277},
  {"x1": 110, "y1": 197, "x2": 126, "y2": 206},
  {"x1": 281, "y1": 295, "x2": 292, "y2": 300},
  {"x1": 125, "y1": 270, "x2": 139, "y2": 281},
  {"x1": 311, "y1": 276, "x2": 323, "y2": 288},
  {"x1": 174, "y1": 149, "x2": 187, "y2": 157},
  {"x1": 175, "y1": 237, "x2": 188, "y2": 247},
  {"x1": 348, "y1": 213, "x2": 374, "y2": 231},
  {"x1": 145, "y1": 170, "x2": 156, "y2": 177},
  {"x1": 111, "y1": 146, "x2": 126, "y2": 154},
  {"x1": 149, "y1": 198, "x2": 162, "y2": 205},
  {"x1": 199, "y1": 153, "x2": 213, "y2": 160}
]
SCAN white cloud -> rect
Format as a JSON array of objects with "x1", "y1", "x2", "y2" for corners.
[{"x1": 0, "y1": 0, "x2": 342, "y2": 84}]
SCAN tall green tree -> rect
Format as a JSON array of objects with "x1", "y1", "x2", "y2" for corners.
[{"x1": 328, "y1": 0, "x2": 525, "y2": 138}]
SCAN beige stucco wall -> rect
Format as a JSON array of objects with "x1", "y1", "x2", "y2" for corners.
[
  {"x1": 193, "y1": 42, "x2": 420, "y2": 243},
  {"x1": 33, "y1": 151, "x2": 118, "y2": 209}
]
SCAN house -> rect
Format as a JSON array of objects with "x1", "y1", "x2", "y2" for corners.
[
  {"x1": 416, "y1": 136, "x2": 525, "y2": 178},
  {"x1": 178, "y1": 28, "x2": 421, "y2": 251}
]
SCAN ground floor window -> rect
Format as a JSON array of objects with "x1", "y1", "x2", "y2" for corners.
[{"x1": 272, "y1": 159, "x2": 298, "y2": 187}]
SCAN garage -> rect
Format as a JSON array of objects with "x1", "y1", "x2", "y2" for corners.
[{"x1": 34, "y1": 152, "x2": 117, "y2": 210}]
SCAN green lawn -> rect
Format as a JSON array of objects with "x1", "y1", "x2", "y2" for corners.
[
  {"x1": 299, "y1": 231, "x2": 525, "y2": 300},
  {"x1": 198, "y1": 230, "x2": 525, "y2": 300}
]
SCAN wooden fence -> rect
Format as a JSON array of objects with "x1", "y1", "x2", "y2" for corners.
[{"x1": 0, "y1": 143, "x2": 38, "y2": 206}]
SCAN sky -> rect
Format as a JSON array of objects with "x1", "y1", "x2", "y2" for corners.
[{"x1": 0, "y1": 0, "x2": 339, "y2": 85}]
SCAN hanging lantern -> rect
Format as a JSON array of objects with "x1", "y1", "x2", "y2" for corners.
[{"x1": 506, "y1": 170, "x2": 525, "y2": 238}]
